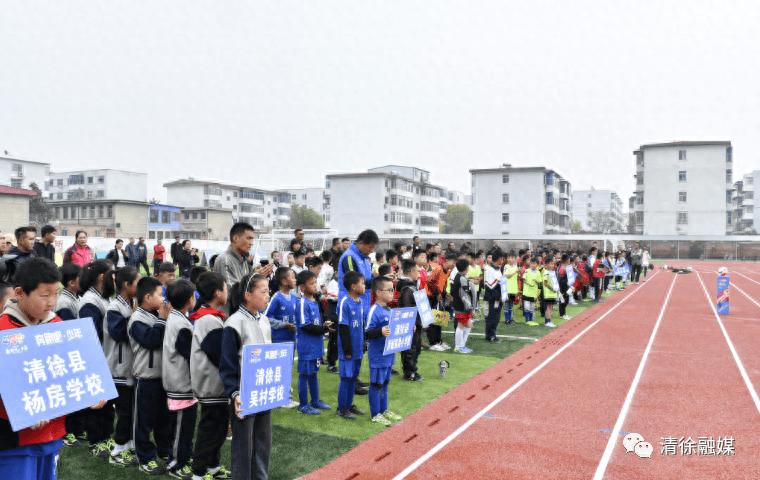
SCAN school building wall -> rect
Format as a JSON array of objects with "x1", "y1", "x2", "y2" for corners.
[
  {"x1": 0, "y1": 193, "x2": 31, "y2": 234},
  {"x1": 471, "y1": 170, "x2": 548, "y2": 236}
]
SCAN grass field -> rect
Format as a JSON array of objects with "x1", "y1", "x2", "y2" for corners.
[{"x1": 58, "y1": 286, "x2": 624, "y2": 479}]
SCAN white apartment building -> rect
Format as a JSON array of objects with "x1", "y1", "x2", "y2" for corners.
[
  {"x1": 328, "y1": 166, "x2": 444, "y2": 236},
  {"x1": 0, "y1": 153, "x2": 50, "y2": 191},
  {"x1": 48, "y1": 169, "x2": 147, "y2": 203},
  {"x1": 285, "y1": 187, "x2": 331, "y2": 227},
  {"x1": 470, "y1": 165, "x2": 572, "y2": 236},
  {"x1": 632, "y1": 141, "x2": 732, "y2": 235},
  {"x1": 164, "y1": 178, "x2": 291, "y2": 230},
  {"x1": 731, "y1": 170, "x2": 759, "y2": 234},
  {"x1": 572, "y1": 188, "x2": 624, "y2": 232}
]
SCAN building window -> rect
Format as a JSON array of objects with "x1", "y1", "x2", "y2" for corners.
[
  {"x1": 678, "y1": 171, "x2": 687, "y2": 182},
  {"x1": 726, "y1": 169, "x2": 732, "y2": 183},
  {"x1": 727, "y1": 212, "x2": 732, "y2": 225},
  {"x1": 502, "y1": 194, "x2": 509, "y2": 204},
  {"x1": 61, "y1": 229, "x2": 68, "y2": 236},
  {"x1": 227, "y1": 196, "x2": 230, "y2": 201},
  {"x1": 57, "y1": 192, "x2": 62, "y2": 200},
  {"x1": 546, "y1": 192, "x2": 554, "y2": 205},
  {"x1": 11, "y1": 163, "x2": 22, "y2": 174},
  {"x1": 98, "y1": 205, "x2": 104, "y2": 218},
  {"x1": 201, "y1": 212, "x2": 206, "y2": 219},
  {"x1": 203, "y1": 185, "x2": 222, "y2": 196},
  {"x1": 193, "y1": 213, "x2": 198, "y2": 219},
  {"x1": 90, "y1": 206, "x2": 95, "y2": 217},
  {"x1": 635, "y1": 212, "x2": 643, "y2": 225},
  {"x1": 94, "y1": 230, "x2": 101, "y2": 237},
  {"x1": 96, "y1": 190, "x2": 104, "y2": 198},
  {"x1": 636, "y1": 193, "x2": 644, "y2": 205},
  {"x1": 87, "y1": 190, "x2": 93, "y2": 198},
  {"x1": 172, "y1": 212, "x2": 180, "y2": 222},
  {"x1": 726, "y1": 147, "x2": 732, "y2": 162},
  {"x1": 545, "y1": 173, "x2": 554, "y2": 185},
  {"x1": 501, "y1": 213, "x2": 509, "y2": 223},
  {"x1": 48, "y1": 193, "x2": 54, "y2": 200},
  {"x1": 81, "y1": 207, "x2": 87, "y2": 218},
  {"x1": 57, "y1": 179, "x2": 63, "y2": 186},
  {"x1": 747, "y1": 206, "x2": 754, "y2": 213},
  {"x1": 678, "y1": 149, "x2": 686, "y2": 160},
  {"x1": 502, "y1": 174, "x2": 509, "y2": 184},
  {"x1": 184, "y1": 213, "x2": 190, "y2": 220},
  {"x1": 107, "y1": 205, "x2": 113, "y2": 217},
  {"x1": 677, "y1": 212, "x2": 688, "y2": 224},
  {"x1": 637, "y1": 174, "x2": 643, "y2": 185},
  {"x1": 678, "y1": 192, "x2": 687, "y2": 202},
  {"x1": 98, "y1": 176, "x2": 104, "y2": 183},
  {"x1": 727, "y1": 190, "x2": 733, "y2": 203},
  {"x1": 233, "y1": 191, "x2": 238, "y2": 197},
  {"x1": 302, "y1": 194, "x2": 307, "y2": 200},
  {"x1": 87, "y1": 177, "x2": 93, "y2": 184},
  {"x1": 62, "y1": 208, "x2": 68, "y2": 219},
  {"x1": 149, "y1": 231, "x2": 156, "y2": 239},
  {"x1": 11, "y1": 179, "x2": 21, "y2": 188},
  {"x1": 291, "y1": 195, "x2": 296, "y2": 201},
  {"x1": 587, "y1": 203, "x2": 592, "y2": 208}
]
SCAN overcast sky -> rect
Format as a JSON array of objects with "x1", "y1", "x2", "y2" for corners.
[{"x1": 2, "y1": 1, "x2": 759, "y2": 205}]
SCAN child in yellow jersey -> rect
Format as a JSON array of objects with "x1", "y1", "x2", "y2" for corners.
[
  {"x1": 522, "y1": 257, "x2": 541, "y2": 326},
  {"x1": 541, "y1": 258, "x2": 559, "y2": 328},
  {"x1": 502, "y1": 252, "x2": 519, "y2": 325}
]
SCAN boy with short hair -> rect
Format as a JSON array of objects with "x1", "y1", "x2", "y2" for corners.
[
  {"x1": 336, "y1": 271, "x2": 367, "y2": 420},
  {"x1": 385, "y1": 250, "x2": 398, "y2": 274},
  {"x1": 522, "y1": 257, "x2": 541, "y2": 325},
  {"x1": 55, "y1": 263, "x2": 81, "y2": 321},
  {"x1": 483, "y1": 250, "x2": 505, "y2": 343},
  {"x1": 541, "y1": 259, "x2": 559, "y2": 328},
  {"x1": 295, "y1": 271, "x2": 333, "y2": 415},
  {"x1": 189, "y1": 272, "x2": 232, "y2": 480},
  {"x1": 158, "y1": 262, "x2": 177, "y2": 298},
  {"x1": 162, "y1": 279, "x2": 198, "y2": 479},
  {"x1": 263, "y1": 267, "x2": 300, "y2": 408},
  {"x1": 0, "y1": 258, "x2": 106, "y2": 480},
  {"x1": 397, "y1": 260, "x2": 424, "y2": 381},
  {"x1": 503, "y1": 251, "x2": 519, "y2": 326},
  {"x1": 128, "y1": 276, "x2": 173, "y2": 475},
  {"x1": 291, "y1": 250, "x2": 306, "y2": 276},
  {"x1": 452, "y1": 259, "x2": 476, "y2": 353},
  {"x1": 365, "y1": 277, "x2": 402, "y2": 426}
]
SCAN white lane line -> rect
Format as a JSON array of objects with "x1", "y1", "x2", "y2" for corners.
[
  {"x1": 442, "y1": 331, "x2": 539, "y2": 342},
  {"x1": 592, "y1": 274, "x2": 678, "y2": 480},
  {"x1": 392, "y1": 270, "x2": 662, "y2": 480},
  {"x1": 734, "y1": 270, "x2": 760, "y2": 287},
  {"x1": 695, "y1": 271, "x2": 760, "y2": 416}
]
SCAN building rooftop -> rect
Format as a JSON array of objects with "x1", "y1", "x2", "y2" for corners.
[
  {"x1": 469, "y1": 166, "x2": 564, "y2": 177},
  {"x1": 326, "y1": 172, "x2": 445, "y2": 190},
  {"x1": 163, "y1": 178, "x2": 289, "y2": 195},
  {"x1": 634, "y1": 140, "x2": 731, "y2": 153},
  {"x1": 0, "y1": 153, "x2": 50, "y2": 166},
  {"x1": 0, "y1": 185, "x2": 38, "y2": 196},
  {"x1": 50, "y1": 168, "x2": 147, "y2": 176}
]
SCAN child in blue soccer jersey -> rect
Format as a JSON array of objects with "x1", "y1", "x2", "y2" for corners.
[
  {"x1": 295, "y1": 271, "x2": 334, "y2": 415},
  {"x1": 365, "y1": 277, "x2": 402, "y2": 426},
  {"x1": 336, "y1": 271, "x2": 367, "y2": 420},
  {"x1": 264, "y1": 267, "x2": 298, "y2": 345}
]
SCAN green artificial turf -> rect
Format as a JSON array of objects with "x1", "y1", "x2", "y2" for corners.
[{"x1": 58, "y1": 285, "x2": 624, "y2": 479}]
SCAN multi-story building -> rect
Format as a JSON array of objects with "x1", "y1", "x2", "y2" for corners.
[
  {"x1": 164, "y1": 178, "x2": 291, "y2": 231},
  {"x1": 632, "y1": 141, "x2": 733, "y2": 235},
  {"x1": 48, "y1": 169, "x2": 147, "y2": 203},
  {"x1": 470, "y1": 165, "x2": 572, "y2": 236},
  {"x1": 179, "y1": 207, "x2": 234, "y2": 241},
  {"x1": 328, "y1": 166, "x2": 445, "y2": 236},
  {"x1": 50, "y1": 200, "x2": 152, "y2": 239},
  {"x1": 731, "y1": 171, "x2": 759, "y2": 234},
  {"x1": 572, "y1": 188, "x2": 624, "y2": 232},
  {"x1": 0, "y1": 153, "x2": 50, "y2": 191},
  {"x1": 284, "y1": 187, "x2": 331, "y2": 227}
]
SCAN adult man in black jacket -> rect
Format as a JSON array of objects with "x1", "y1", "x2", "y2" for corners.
[
  {"x1": 170, "y1": 236, "x2": 182, "y2": 267},
  {"x1": 398, "y1": 259, "x2": 424, "y2": 382}
]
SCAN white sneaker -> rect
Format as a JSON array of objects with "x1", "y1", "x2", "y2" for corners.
[
  {"x1": 569, "y1": 300, "x2": 578, "y2": 305},
  {"x1": 429, "y1": 344, "x2": 445, "y2": 352},
  {"x1": 281, "y1": 400, "x2": 300, "y2": 409},
  {"x1": 544, "y1": 321, "x2": 558, "y2": 328},
  {"x1": 440, "y1": 342, "x2": 451, "y2": 350},
  {"x1": 561, "y1": 315, "x2": 571, "y2": 320}
]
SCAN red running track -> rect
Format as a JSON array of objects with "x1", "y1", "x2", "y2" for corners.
[{"x1": 305, "y1": 264, "x2": 760, "y2": 479}]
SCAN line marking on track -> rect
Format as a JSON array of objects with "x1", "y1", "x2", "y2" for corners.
[
  {"x1": 600, "y1": 429, "x2": 629, "y2": 435},
  {"x1": 592, "y1": 274, "x2": 677, "y2": 480},
  {"x1": 695, "y1": 271, "x2": 760, "y2": 416},
  {"x1": 391, "y1": 270, "x2": 662, "y2": 480},
  {"x1": 442, "y1": 331, "x2": 539, "y2": 342}
]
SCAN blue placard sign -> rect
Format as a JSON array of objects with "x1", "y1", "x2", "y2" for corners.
[
  {"x1": 717, "y1": 276, "x2": 730, "y2": 315},
  {"x1": 0, "y1": 318, "x2": 117, "y2": 432},
  {"x1": 383, "y1": 307, "x2": 417, "y2": 355},
  {"x1": 413, "y1": 290, "x2": 434, "y2": 328},
  {"x1": 239, "y1": 343, "x2": 294, "y2": 416}
]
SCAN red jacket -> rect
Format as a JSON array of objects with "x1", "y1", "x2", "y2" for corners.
[
  {"x1": 592, "y1": 260, "x2": 608, "y2": 278},
  {"x1": 0, "y1": 312, "x2": 66, "y2": 451},
  {"x1": 153, "y1": 244, "x2": 166, "y2": 262}
]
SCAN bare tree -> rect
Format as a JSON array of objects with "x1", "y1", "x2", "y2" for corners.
[{"x1": 586, "y1": 210, "x2": 618, "y2": 233}]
